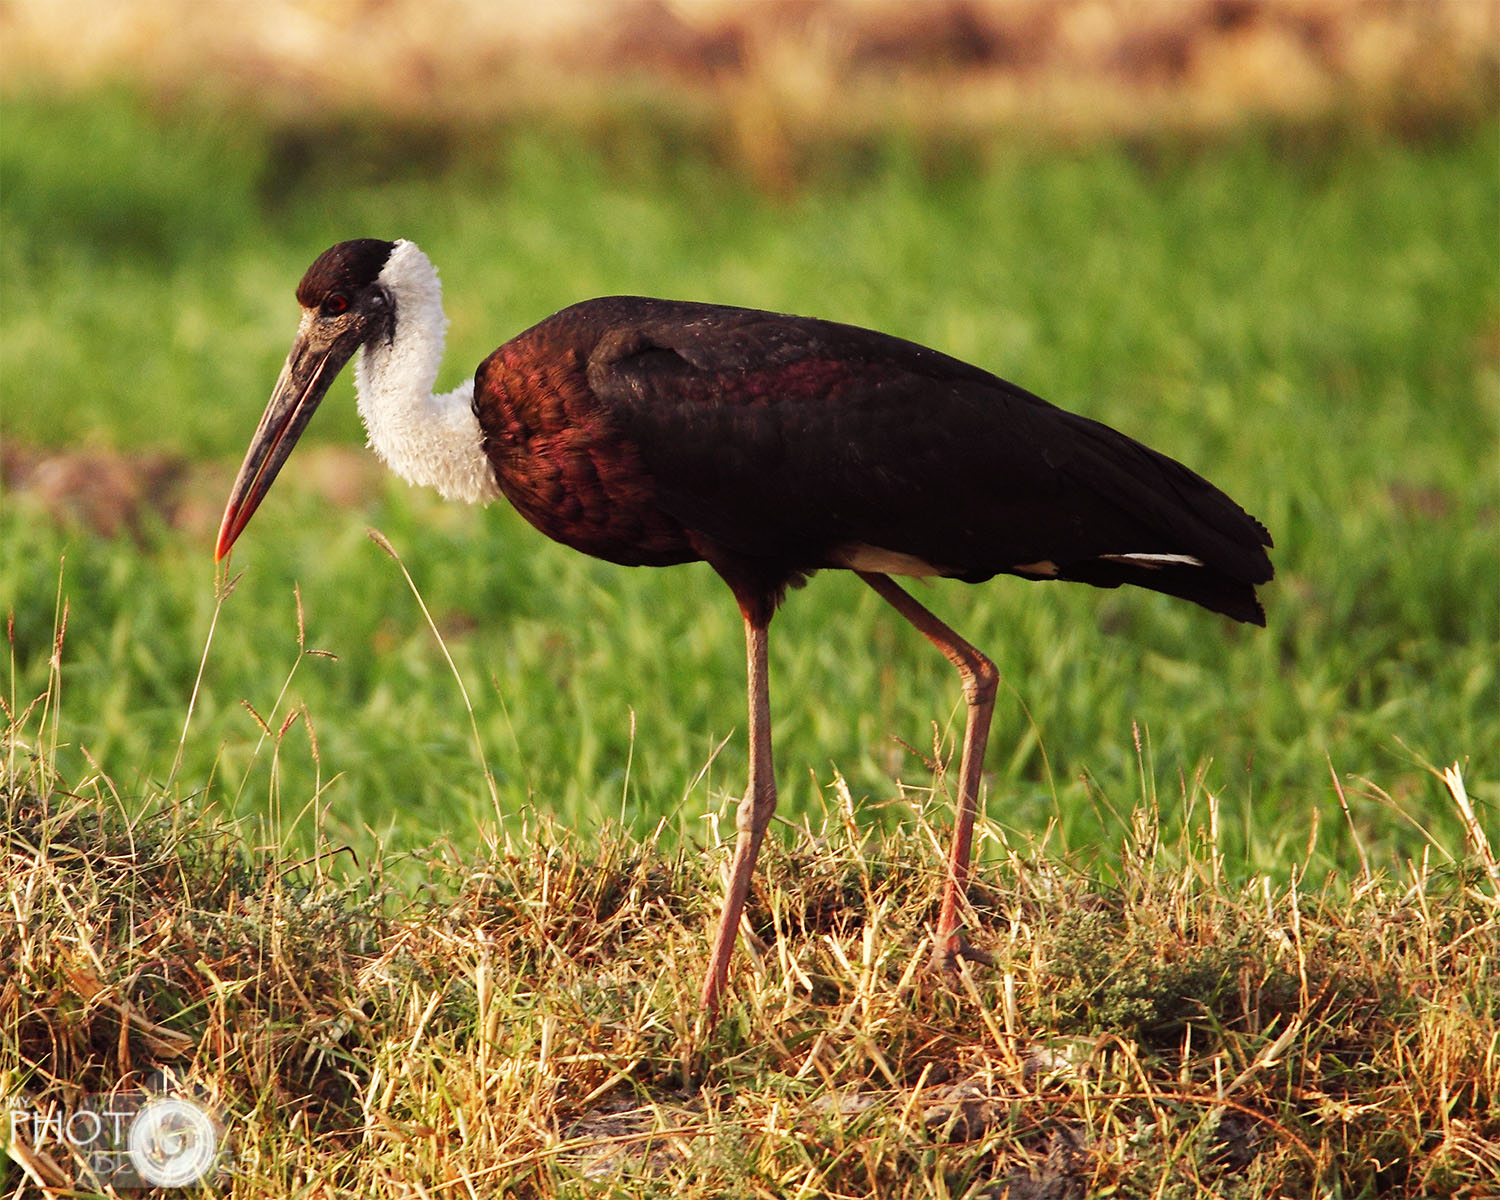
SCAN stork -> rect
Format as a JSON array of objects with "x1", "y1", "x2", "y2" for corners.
[{"x1": 217, "y1": 239, "x2": 1273, "y2": 1017}]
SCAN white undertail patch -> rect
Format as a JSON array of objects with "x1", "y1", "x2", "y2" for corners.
[
  {"x1": 833, "y1": 545, "x2": 944, "y2": 577},
  {"x1": 1098, "y1": 552, "x2": 1206, "y2": 569}
]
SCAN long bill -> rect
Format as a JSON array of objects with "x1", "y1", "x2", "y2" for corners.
[{"x1": 215, "y1": 321, "x2": 359, "y2": 562}]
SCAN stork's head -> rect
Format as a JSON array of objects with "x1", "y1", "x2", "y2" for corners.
[{"x1": 215, "y1": 238, "x2": 398, "y2": 561}]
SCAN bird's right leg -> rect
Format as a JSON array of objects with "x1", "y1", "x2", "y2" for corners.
[
  {"x1": 700, "y1": 612, "x2": 776, "y2": 1018},
  {"x1": 857, "y1": 571, "x2": 998, "y2": 970}
]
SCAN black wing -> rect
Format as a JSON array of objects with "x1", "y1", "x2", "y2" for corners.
[{"x1": 582, "y1": 299, "x2": 1273, "y2": 623}]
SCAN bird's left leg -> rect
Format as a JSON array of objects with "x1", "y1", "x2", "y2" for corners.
[
  {"x1": 857, "y1": 571, "x2": 997, "y2": 970},
  {"x1": 700, "y1": 611, "x2": 777, "y2": 1017}
]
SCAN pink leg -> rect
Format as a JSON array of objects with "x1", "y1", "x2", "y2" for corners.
[
  {"x1": 700, "y1": 614, "x2": 776, "y2": 1016},
  {"x1": 858, "y1": 572, "x2": 997, "y2": 967}
]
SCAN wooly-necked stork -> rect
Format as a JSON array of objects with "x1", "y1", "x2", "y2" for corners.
[{"x1": 218, "y1": 239, "x2": 1273, "y2": 1016}]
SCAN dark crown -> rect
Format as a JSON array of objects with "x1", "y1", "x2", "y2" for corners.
[{"x1": 296, "y1": 239, "x2": 397, "y2": 307}]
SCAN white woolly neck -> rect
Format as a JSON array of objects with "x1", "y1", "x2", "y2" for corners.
[{"x1": 353, "y1": 240, "x2": 498, "y2": 505}]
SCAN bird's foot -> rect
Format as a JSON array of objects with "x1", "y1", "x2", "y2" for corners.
[{"x1": 928, "y1": 935, "x2": 994, "y2": 975}]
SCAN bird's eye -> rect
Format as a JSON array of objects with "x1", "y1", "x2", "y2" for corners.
[{"x1": 323, "y1": 293, "x2": 350, "y2": 316}]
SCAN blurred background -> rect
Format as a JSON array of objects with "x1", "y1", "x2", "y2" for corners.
[
  {"x1": 2, "y1": 0, "x2": 1496, "y2": 875},
  {"x1": 4, "y1": 0, "x2": 1496, "y2": 148}
]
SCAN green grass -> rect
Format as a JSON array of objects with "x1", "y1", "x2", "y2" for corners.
[{"x1": 2, "y1": 91, "x2": 1497, "y2": 884}]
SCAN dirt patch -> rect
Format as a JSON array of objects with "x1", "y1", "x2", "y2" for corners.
[
  {"x1": 1, "y1": 442, "x2": 381, "y2": 544},
  {"x1": 563, "y1": 1090, "x2": 704, "y2": 1180}
]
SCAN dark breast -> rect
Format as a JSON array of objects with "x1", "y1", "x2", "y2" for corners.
[{"x1": 472, "y1": 304, "x2": 700, "y2": 568}]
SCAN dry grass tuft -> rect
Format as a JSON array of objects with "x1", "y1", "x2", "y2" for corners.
[{"x1": 4, "y1": 675, "x2": 1498, "y2": 1197}]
